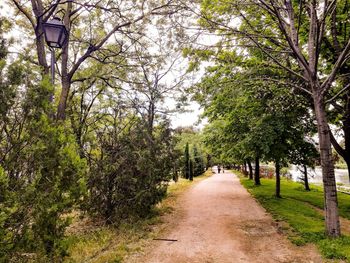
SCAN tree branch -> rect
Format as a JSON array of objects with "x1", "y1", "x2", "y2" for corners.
[
  {"x1": 10, "y1": 0, "x2": 35, "y2": 28},
  {"x1": 326, "y1": 83, "x2": 350, "y2": 104},
  {"x1": 321, "y1": 37, "x2": 350, "y2": 94}
]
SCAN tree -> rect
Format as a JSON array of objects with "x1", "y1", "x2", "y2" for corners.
[
  {"x1": 189, "y1": 159, "x2": 194, "y2": 181},
  {"x1": 0, "y1": 19, "x2": 86, "y2": 259},
  {"x1": 184, "y1": 142, "x2": 190, "y2": 179},
  {"x1": 1, "y1": 1, "x2": 189, "y2": 260},
  {"x1": 190, "y1": 36, "x2": 318, "y2": 197},
  {"x1": 9, "y1": 0, "x2": 181, "y2": 120},
  {"x1": 289, "y1": 139, "x2": 319, "y2": 191},
  {"x1": 175, "y1": 127, "x2": 209, "y2": 176},
  {"x1": 87, "y1": 112, "x2": 174, "y2": 222},
  {"x1": 193, "y1": 144, "x2": 205, "y2": 176},
  {"x1": 196, "y1": 0, "x2": 348, "y2": 237},
  {"x1": 317, "y1": 1, "x2": 350, "y2": 181}
]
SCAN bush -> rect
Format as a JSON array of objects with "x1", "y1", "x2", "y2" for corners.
[
  {"x1": 0, "y1": 65, "x2": 87, "y2": 261},
  {"x1": 87, "y1": 118, "x2": 174, "y2": 222}
]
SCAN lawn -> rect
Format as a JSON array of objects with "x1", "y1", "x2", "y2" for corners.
[{"x1": 240, "y1": 175, "x2": 350, "y2": 261}]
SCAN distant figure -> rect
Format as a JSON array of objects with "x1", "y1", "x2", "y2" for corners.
[{"x1": 218, "y1": 165, "x2": 221, "y2": 174}]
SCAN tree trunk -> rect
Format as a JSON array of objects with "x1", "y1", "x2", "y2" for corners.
[
  {"x1": 57, "y1": 77, "x2": 71, "y2": 120},
  {"x1": 56, "y1": 1, "x2": 72, "y2": 120},
  {"x1": 314, "y1": 95, "x2": 341, "y2": 237},
  {"x1": 247, "y1": 160, "x2": 253, "y2": 180},
  {"x1": 173, "y1": 167, "x2": 178, "y2": 182},
  {"x1": 254, "y1": 156, "x2": 261, "y2": 185},
  {"x1": 275, "y1": 161, "x2": 281, "y2": 198},
  {"x1": 303, "y1": 164, "x2": 310, "y2": 191},
  {"x1": 31, "y1": 1, "x2": 50, "y2": 77},
  {"x1": 35, "y1": 28, "x2": 49, "y2": 76},
  {"x1": 243, "y1": 161, "x2": 248, "y2": 176}
]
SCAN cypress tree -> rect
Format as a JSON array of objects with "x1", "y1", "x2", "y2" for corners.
[
  {"x1": 189, "y1": 159, "x2": 194, "y2": 181},
  {"x1": 193, "y1": 145, "x2": 204, "y2": 176},
  {"x1": 184, "y1": 142, "x2": 190, "y2": 179}
]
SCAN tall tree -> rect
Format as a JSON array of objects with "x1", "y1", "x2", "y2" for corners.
[
  {"x1": 318, "y1": 1, "x2": 350, "y2": 180},
  {"x1": 0, "y1": 18, "x2": 86, "y2": 260},
  {"x1": 290, "y1": 141, "x2": 319, "y2": 192},
  {"x1": 184, "y1": 142, "x2": 190, "y2": 179},
  {"x1": 196, "y1": 0, "x2": 348, "y2": 237},
  {"x1": 193, "y1": 144, "x2": 204, "y2": 176},
  {"x1": 189, "y1": 159, "x2": 194, "y2": 181},
  {"x1": 8, "y1": 0, "x2": 180, "y2": 120}
]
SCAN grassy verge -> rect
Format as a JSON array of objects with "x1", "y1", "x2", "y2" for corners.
[
  {"x1": 63, "y1": 170, "x2": 214, "y2": 263},
  {"x1": 238, "y1": 173, "x2": 350, "y2": 261}
]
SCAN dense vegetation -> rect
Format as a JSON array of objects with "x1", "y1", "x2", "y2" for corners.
[
  {"x1": 1, "y1": 0, "x2": 350, "y2": 261},
  {"x1": 176, "y1": 127, "x2": 207, "y2": 180},
  {"x1": 0, "y1": 1, "x2": 195, "y2": 261},
  {"x1": 187, "y1": 0, "x2": 350, "y2": 238}
]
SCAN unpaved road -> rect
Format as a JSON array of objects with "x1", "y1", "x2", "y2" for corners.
[{"x1": 127, "y1": 171, "x2": 323, "y2": 263}]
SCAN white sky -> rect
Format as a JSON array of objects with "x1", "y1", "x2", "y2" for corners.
[{"x1": 170, "y1": 102, "x2": 206, "y2": 128}]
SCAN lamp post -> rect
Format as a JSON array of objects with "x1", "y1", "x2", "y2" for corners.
[{"x1": 42, "y1": 17, "x2": 68, "y2": 86}]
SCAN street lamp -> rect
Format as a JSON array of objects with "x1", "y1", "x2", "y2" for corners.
[{"x1": 42, "y1": 17, "x2": 68, "y2": 85}]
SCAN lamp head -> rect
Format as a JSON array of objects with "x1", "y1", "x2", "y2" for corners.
[{"x1": 43, "y1": 17, "x2": 68, "y2": 48}]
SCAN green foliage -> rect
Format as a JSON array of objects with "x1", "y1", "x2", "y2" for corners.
[
  {"x1": 29, "y1": 118, "x2": 87, "y2": 258},
  {"x1": 193, "y1": 145, "x2": 205, "y2": 177},
  {"x1": 240, "y1": 177, "x2": 350, "y2": 260},
  {"x1": 189, "y1": 159, "x2": 194, "y2": 181},
  {"x1": 318, "y1": 237, "x2": 350, "y2": 260},
  {"x1": 87, "y1": 116, "x2": 174, "y2": 222},
  {"x1": 198, "y1": 63, "x2": 315, "y2": 169},
  {"x1": 175, "y1": 127, "x2": 208, "y2": 177},
  {"x1": 178, "y1": 130, "x2": 207, "y2": 179},
  {"x1": 0, "y1": 114, "x2": 86, "y2": 261},
  {"x1": 0, "y1": 28, "x2": 86, "y2": 260},
  {"x1": 188, "y1": 25, "x2": 318, "y2": 179},
  {"x1": 0, "y1": 112, "x2": 87, "y2": 261},
  {"x1": 184, "y1": 142, "x2": 190, "y2": 179},
  {"x1": 0, "y1": 166, "x2": 14, "y2": 262}
]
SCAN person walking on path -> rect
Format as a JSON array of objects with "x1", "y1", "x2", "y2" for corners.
[{"x1": 217, "y1": 165, "x2": 221, "y2": 173}]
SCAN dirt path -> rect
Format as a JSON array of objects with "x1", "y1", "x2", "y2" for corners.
[{"x1": 127, "y1": 171, "x2": 323, "y2": 263}]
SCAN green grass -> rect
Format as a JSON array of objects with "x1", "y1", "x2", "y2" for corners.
[
  {"x1": 63, "y1": 170, "x2": 214, "y2": 263},
  {"x1": 239, "y1": 175, "x2": 350, "y2": 261}
]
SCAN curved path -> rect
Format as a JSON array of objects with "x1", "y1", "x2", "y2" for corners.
[{"x1": 128, "y1": 171, "x2": 322, "y2": 263}]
